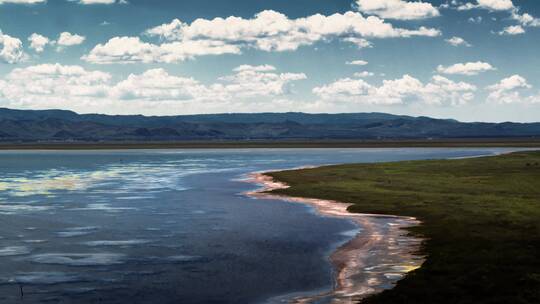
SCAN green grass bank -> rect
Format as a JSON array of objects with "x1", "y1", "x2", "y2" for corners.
[{"x1": 267, "y1": 151, "x2": 540, "y2": 304}]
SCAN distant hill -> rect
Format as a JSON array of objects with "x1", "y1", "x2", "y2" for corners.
[{"x1": 0, "y1": 108, "x2": 539, "y2": 142}]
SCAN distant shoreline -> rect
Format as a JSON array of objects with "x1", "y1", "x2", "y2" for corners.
[{"x1": 1, "y1": 139, "x2": 540, "y2": 150}]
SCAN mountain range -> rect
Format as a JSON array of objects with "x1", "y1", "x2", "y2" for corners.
[{"x1": 0, "y1": 108, "x2": 539, "y2": 142}]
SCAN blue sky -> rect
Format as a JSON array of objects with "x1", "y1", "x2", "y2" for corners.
[{"x1": 0, "y1": 0, "x2": 539, "y2": 122}]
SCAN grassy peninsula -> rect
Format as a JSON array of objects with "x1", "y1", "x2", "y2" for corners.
[{"x1": 267, "y1": 151, "x2": 540, "y2": 304}]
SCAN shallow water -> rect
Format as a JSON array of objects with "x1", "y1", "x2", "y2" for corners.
[{"x1": 0, "y1": 148, "x2": 524, "y2": 303}]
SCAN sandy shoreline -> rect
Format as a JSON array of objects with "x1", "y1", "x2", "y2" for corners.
[{"x1": 245, "y1": 172, "x2": 425, "y2": 303}]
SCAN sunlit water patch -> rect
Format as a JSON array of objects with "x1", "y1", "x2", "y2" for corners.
[
  {"x1": 56, "y1": 227, "x2": 100, "y2": 238},
  {"x1": 29, "y1": 253, "x2": 126, "y2": 266},
  {"x1": 0, "y1": 246, "x2": 31, "y2": 256},
  {"x1": 0, "y1": 204, "x2": 52, "y2": 215},
  {"x1": 2, "y1": 272, "x2": 84, "y2": 285},
  {"x1": 82, "y1": 240, "x2": 152, "y2": 247}
]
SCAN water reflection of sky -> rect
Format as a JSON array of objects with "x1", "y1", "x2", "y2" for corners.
[{"x1": 0, "y1": 161, "x2": 235, "y2": 198}]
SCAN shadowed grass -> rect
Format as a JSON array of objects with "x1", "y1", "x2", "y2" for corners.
[{"x1": 267, "y1": 151, "x2": 540, "y2": 304}]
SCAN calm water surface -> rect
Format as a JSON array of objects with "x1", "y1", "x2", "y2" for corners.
[{"x1": 0, "y1": 148, "x2": 523, "y2": 303}]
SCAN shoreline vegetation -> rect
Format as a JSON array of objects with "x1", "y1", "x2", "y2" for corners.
[
  {"x1": 264, "y1": 151, "x2": 540, "y2": 304},
  {"x1": 0, "y1": 139, "x2": 540, "y2": 150},
  {"x1": 246, "y1": 173, "x2": 425, "y2": 303}
]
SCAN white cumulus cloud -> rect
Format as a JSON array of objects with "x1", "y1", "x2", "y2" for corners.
[
  {"x1": 0, "y1": 0, "x2": 45, "y2": 4},
  {"x1": 437, "y1": 61, "x2": 495, "y2": 76},
  {"x1": 347, "y1": 60, "x2": 368, "y2": 66},
  {"x1": 511, "y1": 11, "x2": 540, "y2": 27},
  {"x1": 354, "y1": 71, "x2": 375, "y2": 78},
  {"x1": 498, "y1": 25, "x2": 525, "y2": 35},
  {"x1": 0, "y1": 63, "x2": 307, "y2": 113},
  {"x1": 111, "y1": 68, "x2": 206, "y2": 101},
  {"x1": 486, "y1": 75, "x2": 538, "y2": 104},
  {"x1": 233, "y1": 64, "x2": 276, "y2": 72},
  {"x1": 355, "y1": 0, "x2": 440, "y2": 20},
  {"x1": 84, "y1": 10, "x2": 440, "y2": 64},
  {"x1": 82, "y1": 36, "x2": 241, "y2": 64},
  {"x1": 445, "y1": 36, "x2": 471, "y2": 47},
  {"x1": 0, "y1": 63, "x2": 112, "y2": 110},
  {"x1": 57, "y1": 32, "x2": 86, "y2": 47},
  {"x1": 214, "y1": 65, "x2": 307, "y2": 99},
  {"x1": 313, "y1": 74, "x2": 476, "y2": 106},
  {"x1": 28, "y1": 33, "x2": 51, "y2": 53},
  {"x1": 456, "y1": 0, "x2": 540, "y2": 33},
  {"x1": 458, "y1": 0, "x2": 515, "y2": 11},
  {"x1": 0, "y1": 31, "x2": 26, "y2": 63}
]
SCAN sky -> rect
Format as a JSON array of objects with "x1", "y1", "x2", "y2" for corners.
[{"x1": 0, "y1": 0, "x2": 539, "y2": 122}]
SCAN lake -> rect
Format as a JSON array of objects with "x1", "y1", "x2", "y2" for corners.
[{"x1": 0, "y1": 148, "x2": 522, "y2": 303}]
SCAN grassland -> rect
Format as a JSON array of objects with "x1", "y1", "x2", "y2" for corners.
[{"x1": 267, "y1": 151, "x2": 540, "y2": 304}]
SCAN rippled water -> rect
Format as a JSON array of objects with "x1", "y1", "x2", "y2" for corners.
[{"x1": 0, "y1": 148, "x2": 522, "y2": 303}]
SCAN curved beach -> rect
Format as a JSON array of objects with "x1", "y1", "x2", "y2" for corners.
[{"x1": 246, "y1": 172, "x2": 425, "y2": 303}]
